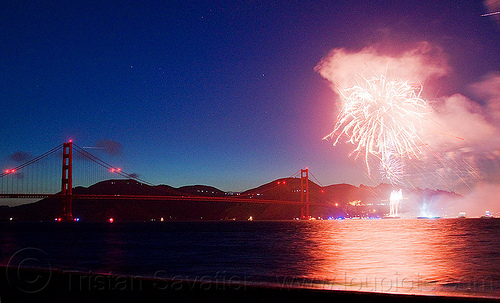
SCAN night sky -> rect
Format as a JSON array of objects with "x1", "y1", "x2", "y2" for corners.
[{"x1": 1, "y1": 1, "x2": 499, "y2": 194}]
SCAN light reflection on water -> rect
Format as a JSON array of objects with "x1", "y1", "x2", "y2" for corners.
[
  {"x1": 297, "y1": 220, "x2": 494, "y2": 296},
  {"x1": 0, "y1": 219, "x2": 499, "y2": 298}
]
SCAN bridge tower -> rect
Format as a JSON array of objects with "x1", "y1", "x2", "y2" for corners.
[
  {"x1": 61, "y1": 141, "x2": 73, "y2": 221},
  {"x1": 300, "y1": 168, "x2": 309, "y2": 219}
]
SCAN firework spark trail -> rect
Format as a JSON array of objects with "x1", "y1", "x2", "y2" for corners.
[
  {"x1": 481, "y1": 11, "x2": 500, "y2": 17},
  {"x1": 380, "y1": 150, "x2": 404, "y2": 184},
  {"x1": 324, "y1": 74, "x2": 430, "y2": 183}
]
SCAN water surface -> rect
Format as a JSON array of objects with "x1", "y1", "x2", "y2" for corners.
[{"x1": 1, "y1": 219, "x2": 499, "y2": 298}]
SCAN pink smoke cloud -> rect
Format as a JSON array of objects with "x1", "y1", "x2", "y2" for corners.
[
  {"x1": 314, "y1": 41, "x2": 449, "y2": 91},
  {"x1": 470, "y1": 73, "x2": 500, "y2": 122},
  {"x1": 315, "y1": 42, "x2": 500, "y2": 200},
  {"x1": 443, "y1": 183, "x2": 500, "y2": 217},
  {"x1": 422, "y1": 75, "x2": 500, "y2": 191},
  {"x1": 424, "y1": 93, "x2": 500, "y2": 150}
]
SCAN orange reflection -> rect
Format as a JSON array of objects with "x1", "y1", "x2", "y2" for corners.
[{"x1": 289, "y1": 219, "x2": 496, "y2": 298}]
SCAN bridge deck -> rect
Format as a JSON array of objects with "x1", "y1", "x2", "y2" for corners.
[{"x1": 0, "y1": 194, "x2": 315, "y2": 206}]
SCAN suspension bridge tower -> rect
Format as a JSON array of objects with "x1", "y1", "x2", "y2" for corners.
[
  {"x1": 300, "y1": 168, "x2": 310, "y2": 219},
  {"x1": 61, "y1": 141, "x2": 73, "y2": 221}
]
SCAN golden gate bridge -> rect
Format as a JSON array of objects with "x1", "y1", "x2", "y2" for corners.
[{"x1": 1, "y1": 141, "x2": 317, "y2": 221}]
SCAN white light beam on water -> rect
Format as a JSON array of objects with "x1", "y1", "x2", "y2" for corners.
[{"x1": 389, "y1": 189, "x2": 403, "y2": 217}]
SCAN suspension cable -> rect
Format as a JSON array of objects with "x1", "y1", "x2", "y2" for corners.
[
  {"x1": 0, "y1": 144, "x2": 62, "y2": 178},
  {"x1": 308, "y1": 170, "x2": 324, "y2": 187}
]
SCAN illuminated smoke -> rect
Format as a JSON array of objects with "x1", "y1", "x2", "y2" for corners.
[{"x1": 315, "y1": 43, "x2": 500, "y2": 197}]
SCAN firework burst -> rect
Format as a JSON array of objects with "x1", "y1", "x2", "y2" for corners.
[{"x1": 324, "y1": 74, "x2": 430, "y2": 183}]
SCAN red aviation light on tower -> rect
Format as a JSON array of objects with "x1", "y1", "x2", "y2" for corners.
[{"x1": 110, "y1": 168, "x2": 121, "y2": 173}]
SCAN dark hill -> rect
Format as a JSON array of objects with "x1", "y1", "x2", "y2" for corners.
[
  {"x1": 177, "y1": 185, "x2": 226, "y2": 197},
  {"x1": 74, "y1": 179, "x2": 182, "y2": 196},
  {"x1": 239, "y1": 178, "x2": 327, "y2": 203},
  {"x1": 0, "y1": 178, "x2": 460, "y2": 222}
]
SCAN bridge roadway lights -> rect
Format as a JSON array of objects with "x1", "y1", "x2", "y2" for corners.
[{"x1": 54, "y1": 141, "x2": 311, "y2": 221}]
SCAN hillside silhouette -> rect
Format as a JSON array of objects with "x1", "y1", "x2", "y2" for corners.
[{"x1": 0, "y1": 179, "x2": 459, "y2": 222}]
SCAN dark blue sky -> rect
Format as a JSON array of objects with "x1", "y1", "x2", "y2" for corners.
[{"x1": 1, "y1": 1, "x2": 499, "y2": 191}]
